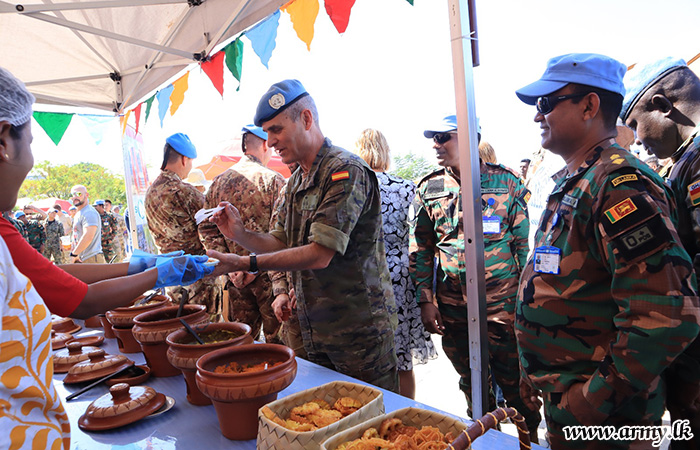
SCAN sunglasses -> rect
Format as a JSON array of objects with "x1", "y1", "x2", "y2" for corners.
[
  {"x1": 433, "y1": 132, "x2": 455, "y2": 145},
  {"x1": 536, "y1": 93, "x2": 588, "y2": 115},
  {"x1": 70, "y1": 192, "x2": 84, "y2": 197}
]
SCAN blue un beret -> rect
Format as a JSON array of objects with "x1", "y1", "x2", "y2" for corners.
[
  {"x1": 165, "y1": 132, "x2": 197, "y2": 159},
  {"x1": 241, "y1": 124, "x2": 268, "y2": 141},
  {"x1": 423, "y1": 114, "x2": 481, "y2": 138},
  {"x1": 14, "y1": 211, "x2": 25, "y2": 219},
  {"x1": 93, "y1": 199, "x2": 105, "y2": 206},
  {"x1": 254, "y1": 79, "x2": 309, "y2": 127},
  {"x1": 516, "y1": 53, "x2": 626, "y2": 105},
  {"x1": 620, "y1": 57, "x2": 687, "y2": 122}
]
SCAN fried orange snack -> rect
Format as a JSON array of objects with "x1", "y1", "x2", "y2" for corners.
[{"x1": 334, "y1": 397, "x2": 363, "y2": 416}]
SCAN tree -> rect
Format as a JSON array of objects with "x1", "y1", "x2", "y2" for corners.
[
  {"x1": 20, "y1": 161, "x2": 127, "y2": 205},
  {"x1": 390, "y1": 152, "x2": 439, "y2": 183}
]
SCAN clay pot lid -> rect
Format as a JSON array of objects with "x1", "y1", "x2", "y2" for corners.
[
  {"x1": 53, "y1": 341, "x2": 101, "y2": 373},
  {"x1": 66, "y1": 335, "x2": 105, "y2": 347},
  {"x1": 78, "y1": 383, "x2": 166, "y2": 431},
  {"x1": 64, "y1": 349, "x2": 134, "y2": 384},
  {"x1": 105, "y1": 365, "x2": 151, "y2": 387},
  {"x1": 51, "y1": 330, "x2": 74, "y2": 350},
  {"x1": 52, "y1": 316, "x2": 82, "y2": 334}
]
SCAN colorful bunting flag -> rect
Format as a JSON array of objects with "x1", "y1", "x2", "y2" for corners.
[
  {"x1": 120, "y1": 110, "x2": 131, "y2": 136},
  {"x1": 324, "y1": 0, "x2": 356, "y2": 34},
  {"x1": 283, "y1": 0, "x2": 319, "y2": 51},
  {"x1": 170, "y1": 72, "x2": 189, "y2": 116},
  {"x1": 157, "y1": 85, "x2": 174, "y2": 127},
  {"x1": 77, "y1": 114, "x2": 114, "y2": 146},
  {"x1": 33, "y1": 112, "x2": 73, "y2": 146},
  {"x1": 202, "y1": 51, "x2": 225, "y2": 97},
  {"x1": 225, "y1": 37, "x2": 244, "y2": 91},
  {"x1": 246, "y1": 10, "x2": 280, "y2": 68},
  {"x1": 134, "y1": 103, "x2": 143, "y2": 136},
  {"x1": 144, "y1": 94, "x2": 156, "y2": 123},
  {"x1": 405, "y1": 0, "x2": 414, "y2": 4}
]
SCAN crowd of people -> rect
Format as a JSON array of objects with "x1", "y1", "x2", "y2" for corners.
[{"x1": 4, "y1": 51, "x2": 700, "y2": 450}]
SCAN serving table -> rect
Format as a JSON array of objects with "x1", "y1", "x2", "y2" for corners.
[{"x1": 54, "y1": 324, "x2": 544, "y2": 449}]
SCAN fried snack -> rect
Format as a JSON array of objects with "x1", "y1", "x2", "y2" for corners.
[
  {"x1": 311, "y1": 409, "x2": 343, "y2": 428},
  {"x1": 362, "y1": 427, "x2": 380, "y2": 440},
  {"x1": 261, "y1": 406, "x2": 287, "y2": 427},
  {"x1": 285, "y1": 419, "x2": 315, "y2": 432},
  {"x1": 444, "y1": 431, "x2": 454, "y2": 443},
  {"x1": 417, "y1": 442, "x2": 448, "y2": 450},
  {"x1": 310, "y1": 398, "x2": 331, "y2": 410},
  {"x1": 289, "y1": 401, "x2": 321, "y2": 424},
  {"x1": 343, "y1": 437, "x2": 393, "y2": 449},
  {"x1": 379, "y1": 418, "x2": 403, "y2": 440},
  {"x1": 394, "y1": 434, "x2": 419, "y2": 450},
  {"x1": 335, "y1": 419, "x2": 456, "y2": 450},
  {"x1": 413, "y1": 426, "x2": 444, "y2": 446},
  {"x1": 334, "y1": 397, "x2": 363, "y2": 416}
]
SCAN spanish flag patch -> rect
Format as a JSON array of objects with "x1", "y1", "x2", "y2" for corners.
[
  {"x1": 688, "y1": 180, "x2": 700, "y2": 206},
  {"x1": 331, "y1": 171, "x2": 350, "y2": 182},
  {"x1": 604, "y1": 198, "x2": 637, "y2": 224}
]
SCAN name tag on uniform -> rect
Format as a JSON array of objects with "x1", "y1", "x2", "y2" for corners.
[
  {"x1": 533, "y1": 246, "x2": 561, "y2": 274},
  {"x1": 483, "y1": 216, "x2": 500, "y2": 234}
]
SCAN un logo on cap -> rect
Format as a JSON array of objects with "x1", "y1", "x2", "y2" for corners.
[{"x1": 269, "y1": 93, "x2": 286, "y2": 110}]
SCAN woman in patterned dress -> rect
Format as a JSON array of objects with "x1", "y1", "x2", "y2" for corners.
[{"x1": 356, "y1": 128, "x2": 437, "y2": 399}]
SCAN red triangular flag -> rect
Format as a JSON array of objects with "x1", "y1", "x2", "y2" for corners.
[
  {"x1": 134, "y1": 103, "x2": 142, "y2": 136},
  {"x1": 324, "y1": 0, "x2": 356, "y2": 34},
  {"x1": 202, "y1": 51, "x2": 225, "y2": 97}
]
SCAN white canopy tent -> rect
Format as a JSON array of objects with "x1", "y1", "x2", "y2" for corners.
[{"x1": 0, "y1": 0, "x2": 287, "y2": 113}]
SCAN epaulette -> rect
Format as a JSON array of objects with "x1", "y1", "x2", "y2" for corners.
[
  {"x1": 416, "y1": 167, "x2": 446, "y2": 187},
  {"x1": 484, "y1": 161, "x2": 521, "y2": 179}
]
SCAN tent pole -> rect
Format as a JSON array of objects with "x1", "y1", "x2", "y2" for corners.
[{"x1": 447, "y1": 0, "x2": 489, "y2": 419}]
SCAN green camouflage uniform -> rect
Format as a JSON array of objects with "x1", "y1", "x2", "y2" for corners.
[
  {"x1": 199, "y1": 155, "x2": 285, "y2": 342},
  {"x1": 516, "y1": 143, "x2": 700, "y2": 449},
  {"x1": 5, "y1": 213, "x2": 27, "y2": 239},
  {"x1": 98, "y1": 210, "x2": 118, "y2": 263},
  {"x1": 43, "y1": 218, "x2": 64, "y2": 263},
  {"x1": 409, "y1": 161, "x2": 541, "y2": 432},
  {"x1": 145, "y1": 169, "x2": 222, "y2": 320},
  {"x1": 112, "y1": 212, "x2": 128, "y2": 262},
  {"x1": 25, "y1": 218, "x2": 46, "y2": 252},
  {"x1": 269, "y1": 139, "x2": 398, "y2": 392}
]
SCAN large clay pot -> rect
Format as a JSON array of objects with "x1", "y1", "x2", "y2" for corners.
[
  {"x1": 166, "y1": 322, "x2": 253, "y2": 405},
  {"x1": 112, "y1": 326, "x2": 143, "y2": 354},
  {"x1": 105, "y1": 294, "x2": 170, "y2": 328},
  {"x1": 84, "y1": 315, "x2": 102, "y2": 328},
  {"x1": 132, "y1": 304, "x2": 209, "y2": 377},
  {"x1": 195, "y1": 344, "x2": 297, "y2": 440}
]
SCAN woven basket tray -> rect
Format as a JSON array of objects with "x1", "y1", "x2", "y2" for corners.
[
  {"x1": 320, "y1": 406, "x2": 469, "y2": 450},
  {"x1": 256, "y1": 380, "x2": 384, "y2": 450}
]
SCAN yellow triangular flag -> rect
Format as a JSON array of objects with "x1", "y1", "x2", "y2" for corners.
[
  {"x1": 283, "y1": 0, "x2": 319, "y2": 51},
  {"x1": 170, "y1": 72, "x2": 190, "y2": 115},
  {"x1": 120, "y1": 110, "x2": 131, "y2": 136}
]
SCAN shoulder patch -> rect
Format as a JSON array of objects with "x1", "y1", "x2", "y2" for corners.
[
  {"x1": 604, "y1": 198, "x2": 637, "y2": 224},
  {"x1": 423, "y1": 179, "x2": 449, "y2": 200},
  {"x1": 688, "y1": 179, "x2": 700, "y2": 206},
  {"x1": 331, "y1": 171, "x2": 350, "y2": 182},
  {"x1": 611, "y1": 174, "x2": 638, "y2": 186}
]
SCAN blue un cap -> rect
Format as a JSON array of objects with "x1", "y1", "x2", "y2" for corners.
[
  {"x1": 14, "y1": 211, "x2": 25, "y2": 219},
  {"x1": 165, "y1": 133, "x2": 197, "y2": 159},
  {"x1": 254, "y1": 79, "x2": 309, "y2": 127},
  {"x1": 93, "y1": 199, "x2": 105, "y2": 206},
  {"x1": 516, "y1": 53, "x2": 626, "y2": 105},
  {"x1": 423, "y1": 114, "x2": 481, "y2": 138},
  {"x1": 620, "y1": 57, "x2": 687, "y2": 122},
  {"x1": 241, "y1": 124, "x2": 268, "y2": 141}
]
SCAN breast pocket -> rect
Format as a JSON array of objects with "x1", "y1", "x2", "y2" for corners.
[{"x1": 427, "y1": 192, "x2": 459, "y2": 236}]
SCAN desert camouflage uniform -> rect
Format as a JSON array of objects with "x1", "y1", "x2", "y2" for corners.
[
  {"x1": 43, "y1": 218, "x2": 64, "y2": 263},
  {"x1": 145, "y1": 169, "x2": 222, "y2": 320},
  {"x1": 112, "y1": 212, "x2": 128, "y2": 262},
  {"x1": 409, "y1": 161, "x2": 541, "y2": 432},
  {"x1": 270, "y1": 139, "x2": 398, "y2": 392},
  {"x1": 516, "y1": 143, "x2": 700, "y2": 449},
  {"x1": 25, "y1": 218, "x2": 46, "y2": 252},
  {"x1": 199, "y1": 155, "x2": 285, "y2": 342},
  {"x1": 98, "y1": 210, "x2": 118, "y2": 263}
]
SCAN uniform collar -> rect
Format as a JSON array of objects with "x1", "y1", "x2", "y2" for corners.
[
  {"x1": 671, "y1": 123, "x2": 700, "y2": 162},
  {"x1": 161, "y1": 169, "x2": 183, "y2": 182},
  {"x1": 298, "y1": 138, "x2": 332, "y2": 190},
  {"x1": 551, "y1": 139, "x2": 617, "y2": 193},
  {"x1": 240, "y1": 154, "x2": 263, "y2": 166}
]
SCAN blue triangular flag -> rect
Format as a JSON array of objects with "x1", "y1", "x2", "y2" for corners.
[
  {"x1": 245, "y1": 10, "x2": 280, "y2": 69},
  {"x1": 157, "y1": 85, "x2": 174, "y2": 128}
]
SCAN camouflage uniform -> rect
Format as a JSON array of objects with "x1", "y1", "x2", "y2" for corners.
[
  {"x1": 516, "y1": 143, "x2": 700, "y2": 449},
  {"x1": 4, "y1": 213, "x2": 26, "y2": 239},
  {"x1": 199, "y1": 155, "x2": 285, "y2": 342},
  {"x1": 409, "y1": 161, "x2": 541, "y2": 432},
  {"x1": 112, "y1": 212, "x2": 128, "y2": 262},
  {"x1": 25, "y1": 218, "x2": 46, "y2": 252},
  {"x1": 43, "y1": 218, "x2": 64, "y2": 263},
  {"x1": 98, "y1": 210, "x2": 118, "y2": 263},
  {"x1": 145, "y1": 169, "x2": 222, "y2": 320},
  {"x1": 269, "y1": 139, "x2": 398, "y2": 392}
]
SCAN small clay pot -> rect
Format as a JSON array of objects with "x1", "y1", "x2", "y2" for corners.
[
  {"x1": 99, "y1": 315, "x2": 116, "y2": 339},
  {"x1": 84, "y1": 315, "x2": 102, "y2": 328},
  {"x1": 52, "y1": 316, "x2": 81, "y2": 334},
  {"x1": 105, "y1": 364, "x2": 151, "y2": 387},
  {"x1": 64, "y1": 349, "x2": 134, "y2": 384},
  {"x1": 132, "y1": 304, "x2": 209, "y2": 377},
  {"x1": 195, "y1": 344, "x2": 297, "y2": 440},
  {"x1": 105, "y1": 294, "x2": 170, "y2": 328},
  {"x1": 54, "y1": 341, "x2": 101, "y2": 373},
  {"x1": 66, "y1": 334, "x2": 105, "y2": 348},
  {"x1": 166, "y1": 322, "x2": 253, "y2": 405},
  {"x1": 51, "y1": 330, "x2": 73, "y2": 350},
  {"x1": 78, "y1": 383, "x2": 166, "y2": 431},
  {"x1": 112, "y1": 326, "x2": 143, "y2": 354}
]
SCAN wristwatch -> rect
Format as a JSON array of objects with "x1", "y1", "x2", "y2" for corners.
[{"x1": 248, "y1": 253, "x2": 259, "y2": 274}]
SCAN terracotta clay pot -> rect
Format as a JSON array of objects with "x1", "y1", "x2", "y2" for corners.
[
  {"x1": 112, "y1": 326, "x2": 143, "y2": 354},
  {"x1": 84, "y1": 315, "x2": 102, "y2": 328},
  {"x1": 78, "y1": 382, "x2": 166, "y2": 431},
  {"x1": 52, "y1": 316, "x2": 81, "y2": 334},
  {"x1": 51, "y1": 330, "x2": 73, "y2": 350},
  {"x1": 132, "y1": 304, "x2": 209, "y2": 377},
  {"x1": 64, "y1": 349, "x2": 134, "y2": 384},
  {"x1": 105, "y1": 294, "x2": 170, "y2": 328},
  {"x1": 53, "y1": 341, "x2": 101, "y2": 373},
  {"x1": 98, "y1": 315, "x2": 116, "y2": 339},
  {"x1": 166, "y1": 322, "x2": 253, "y2": 405},
  {"x1": 195, "y1": 344, "x2": 297, "y2": 440}
]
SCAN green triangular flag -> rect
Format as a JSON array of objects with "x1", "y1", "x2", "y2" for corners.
[
  {"x1": 225, "y1": 37, "x2": 244, "y2": 91},
  {"x1": 144, "y1": 94, "x2": 156, "y2": 123},
  {"x1": 405, "y1": 0, "x2": 414, "y2": 4},
  {"x1": 33, "y1": 112, "x2": 73, "y2": 145}
]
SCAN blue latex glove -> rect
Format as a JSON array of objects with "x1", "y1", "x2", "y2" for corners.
[
  {"x1": 153, "y1": 255, "x2": 214, "y2": 288},
  {"x1": 127, "y1": 249, "x2": 185, "y2": 275}
]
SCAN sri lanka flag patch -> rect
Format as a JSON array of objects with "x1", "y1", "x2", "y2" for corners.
[
  {"x1": 688, "y1": 180, "x2": 700, "y2": 206},
  {"x1": 604, "y1": 198, "x2": 637, "y2": 224},
  {"x1": 331, "y1": 171, "x2": 350, "y2": 182}
]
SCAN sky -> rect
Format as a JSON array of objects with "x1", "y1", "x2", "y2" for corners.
[{"x1": 29, "y1": 0, "x2": 700, "y2": 184}]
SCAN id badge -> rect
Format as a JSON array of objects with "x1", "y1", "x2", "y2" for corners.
[
  {"x1": 534, "y1": 246, "x2": 561, "y2": 274},
  {"x1": 483, "y1": 216, "x2": 501, "y2": 234}
]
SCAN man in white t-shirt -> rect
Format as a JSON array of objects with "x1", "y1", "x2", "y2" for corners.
[{"x1": 69, "y1": 185, "x2": 104, "y2": 263}]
